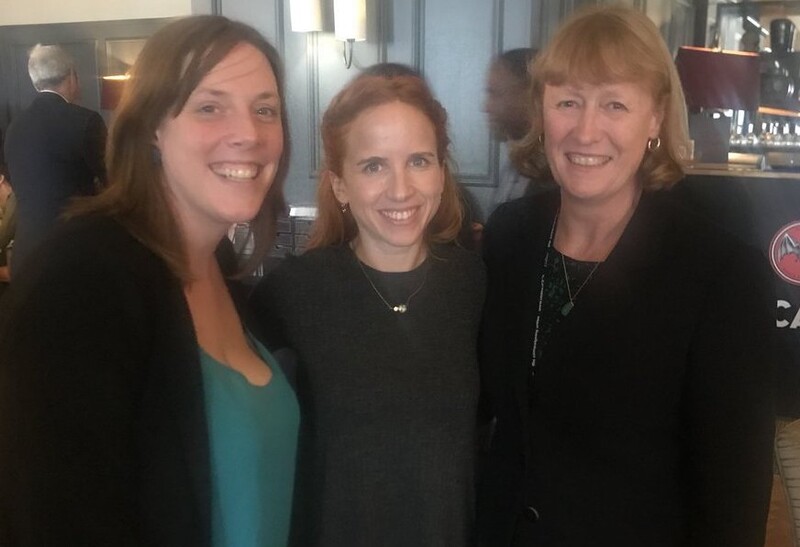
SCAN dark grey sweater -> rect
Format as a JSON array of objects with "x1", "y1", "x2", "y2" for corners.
[{"x1": 252, "y1": 244, "x2": 486, "y2": 547}]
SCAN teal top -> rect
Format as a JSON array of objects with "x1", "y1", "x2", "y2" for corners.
[{"x1": 199, "y1": 338, "x2": 299, "y2": 547}]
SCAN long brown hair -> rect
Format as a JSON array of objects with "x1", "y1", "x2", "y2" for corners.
[
  {"x1": 68, "y1": 15, "x2": 290, "y2": 281},
  {"x1": 513, "y1": 5, "x2": 689, "y2": 191},
  {"x1": 309, "y1": 74, "x2": 462, "y2": 249}
]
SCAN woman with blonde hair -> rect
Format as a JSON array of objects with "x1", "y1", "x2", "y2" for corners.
[
  {"x1": 478, "y1": 6, "x2": 774, "y2": 546},
  {"x1": 0, "y1": 16, "x2": 298, "y2": 546},
  {"x1": 253, "y1": 73, "x2": 485, "y2": 546}
]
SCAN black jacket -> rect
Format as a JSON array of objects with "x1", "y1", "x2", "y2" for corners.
[
  {"x1": 0, "y1": 215, "x2": 282, "y2": 546},
  {"x1": 478, "y1": 190, "x2": 775, "y2": 547}
]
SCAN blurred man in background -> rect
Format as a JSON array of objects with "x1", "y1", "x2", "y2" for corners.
[
  {"x1": 4, "y1": 44, "x2": 107, "y2": 276},
  {"x1": 483, "y1": 48, "x2": 543, "y2": 217}
]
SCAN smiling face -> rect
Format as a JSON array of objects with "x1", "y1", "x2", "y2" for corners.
[
  {"x1": 154, "y1": 42, "x2": 283, "y2": 243},
  {"x1": 331, "y1": 100, "x2": 445, "y2": 269},
  {"x1": 543, "y1": 81, "x2": 662, "y2": 209}
]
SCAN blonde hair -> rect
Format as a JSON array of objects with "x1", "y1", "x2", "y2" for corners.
[
  {"x1": 309, "y1": 74, "x2": 462, "y2": 249},
  {"x1": 513, "y1": 5, "x2": 689, "y2": 191}
]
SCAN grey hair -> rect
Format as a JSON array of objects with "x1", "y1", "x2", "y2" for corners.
[{"x1": 27, "y1": 44, "x2": 75, "y2": 91}]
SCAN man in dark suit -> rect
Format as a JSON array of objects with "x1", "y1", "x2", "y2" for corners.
[{"x1": 4, "y1": 43, "x2": 107, "y2": 277}]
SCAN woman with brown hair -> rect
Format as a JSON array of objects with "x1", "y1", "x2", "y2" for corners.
[
  {"x1": 252, "y1": 73, "x2": 485, "y2": 546},
  {"x1": 478, "y1": 5, "x2": 774, "y2": 547},
  {"x1": 0, "y1": 16, "x2": 298, "y2": 546}
]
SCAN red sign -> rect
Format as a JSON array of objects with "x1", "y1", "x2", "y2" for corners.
[{"x1": 771, "y1": 221, "x2": 800, "y2": 286}]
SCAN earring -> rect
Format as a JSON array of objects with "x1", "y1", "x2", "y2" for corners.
[
  {"x1": 151, "y1": 145, "x2": 162, "y2": 164},
  {"x1": 647, "y1": 137, "x2": 661, "y2": 151},
  {"x1": 339, "y1": 202, "x2": 349, "y2": 214},
  {"x1": 538, "y1": 134, "x2": 545, "y2": 145}
]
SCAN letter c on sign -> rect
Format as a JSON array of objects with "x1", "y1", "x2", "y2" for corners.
[{"x1": 777, "y1": 300, "x2": 791, "y2": 328}]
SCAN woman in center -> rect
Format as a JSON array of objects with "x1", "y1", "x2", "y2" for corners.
[{"x1": 252, "y1": 74, "x2": 485, "y2": 546}]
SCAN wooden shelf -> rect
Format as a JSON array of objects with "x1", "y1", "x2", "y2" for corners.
[{"x1": 758, "y1": 106, "x2": 800, "y2": 118}]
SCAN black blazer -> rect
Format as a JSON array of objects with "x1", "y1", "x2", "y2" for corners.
[
  {"x1": 3, "y1": 92, "x2": 107, "y2": 275},
  {"x1": 478, "y1": 190, "x2": 775, "y2": 547},
  {"x1": 0, "y1": 215, "x2": 289, "y2": 546}
]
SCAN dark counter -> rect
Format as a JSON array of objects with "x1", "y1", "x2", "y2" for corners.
[{"x1": 678, "y1": 169, "x2": 800, "y2": 416}]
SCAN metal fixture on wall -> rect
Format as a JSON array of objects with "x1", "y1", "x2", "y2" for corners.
[
  {"x1": 334, "y1": 0, "x2": 366, "y2": 68},
  {"x1": 289, "y1": 0, "x2": 323, "y2": 32}
]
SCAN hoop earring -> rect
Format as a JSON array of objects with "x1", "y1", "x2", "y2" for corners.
[
  {"x1": 538, "y1": 134, "x2": 545, "y2": 145},
  {"x1": 647, "y1": 137, "x2": 661, "y2": 151},
  {"x1": 340, "y1": 202, "x2": 349, "y2": 214}
]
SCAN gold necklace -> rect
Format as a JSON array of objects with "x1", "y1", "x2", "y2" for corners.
[{"x1": 355, "y1": 256, "x2": 428, "y2": 314}]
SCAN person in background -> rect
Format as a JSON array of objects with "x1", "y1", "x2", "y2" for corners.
[
  {"x1": 483, "y1": 48, "x2": 544, "y2": 217},
  {"x1": 3, "y1": 43, "x2": 107, "y2": 277},
  {"x1": 0, "y1": 16, "x2": 298, "y2": 546},
  {"x1": 478, "y1": 6, "x2": 774, "y2": 547},
  {"x1": 0, "y1": 163, "x2": 15, "y2": 296},
  {"x1": 740, "y1": 15, "x2": 762, "y2": 52},
  {"x1": 252, "y1": 73, "x2": 485, "y2": 546},
  {"x1": 484, "y1": 49, "x2": 535, "y2": 144},
  {"x1": 360, "y1": 61, "x2": 419, "y2": 79}
]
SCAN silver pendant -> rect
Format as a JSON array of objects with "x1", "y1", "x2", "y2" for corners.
[
  {"x1": 560, "y1": 301, "x2": 573, "y2": 316},
  {"x1": 393, "y1": 304, "x2": 408, "y2": 313}
]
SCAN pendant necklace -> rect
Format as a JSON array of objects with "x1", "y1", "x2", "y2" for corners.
[
  {"x1": 531, "y1": 209, "x2": 603, "y2": 375},
  {"x1": 355, "y1": 254, "x2": 428, "y2": 314},
  {"x1": 560, "y1": 254, "x2": 600, "y2": 316}
]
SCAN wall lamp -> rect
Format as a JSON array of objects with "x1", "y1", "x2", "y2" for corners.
[
  {"x1": 334, "y1": 0, "x2": 366, "y2": 69},
  {"x1": 289, "y1": 0, "x2": 366, "y2": 69},
  {"x1": 289, "y1": 0, "x2": 323, "y2": 32}
]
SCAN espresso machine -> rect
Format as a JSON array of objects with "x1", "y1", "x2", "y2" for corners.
[
  {"x1": 761, "y1": 18, "x2": 800, "y2": 111},
  {"x1": 758, "y1": 19, "x2": 800, "y2": 169}
]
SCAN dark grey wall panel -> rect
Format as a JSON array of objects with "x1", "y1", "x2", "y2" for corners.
[
  {"x1": 423, "y1": 0, "x2": 496, "y2": 184},
  {"x1": 10, "y1": 40, "x2": 100, "y2": 114}
]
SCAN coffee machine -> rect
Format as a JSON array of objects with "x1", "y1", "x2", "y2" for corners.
[{"x1": 761, "y1": 18, "x2": 800, "y2": 111}]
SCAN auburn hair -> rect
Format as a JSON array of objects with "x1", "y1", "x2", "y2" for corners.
[{"x1": 309, "y1": 74, "x2": 462, "y2": 249}]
